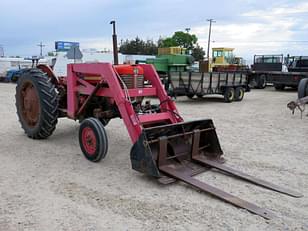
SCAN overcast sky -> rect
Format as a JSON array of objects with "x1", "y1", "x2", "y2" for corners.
[{"x1": 1, "y1": 0, "x2": 308, "y2": 62}]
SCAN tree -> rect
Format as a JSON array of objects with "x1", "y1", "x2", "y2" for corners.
[
  {"x1": 172, "y1": 31, "x2": 197, "y2": 50},
  {"x1": 192, "y1": 44, "x2": 205, "y2": 61},
  {"x1": 119, "y1": 37, "x2": 158, "y2": 55},
  {"x1": 159, "y1": 31, "x2": 198, "y2": 51},
  {"x1": 118, "y1": 32, "x2": 205, "y2": 61},
  {"x1": 158, "y1": 37, "x2": 178, "y2": 48}
]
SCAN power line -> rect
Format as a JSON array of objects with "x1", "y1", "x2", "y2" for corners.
[{"x1": 37, "y1": 42, "x2": 46, "y2": 57}]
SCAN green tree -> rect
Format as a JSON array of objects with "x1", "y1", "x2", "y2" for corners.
[
  {"x1": 119, "y1": 37, "x2": 158, "y2": 55},
  {"x1": 159, "y1": 31, "x2": 198, "y2": 51},
  {"x1": 172, "y1": 31, "x2": 197, "y2": 50},
  {"x1": 158, "y1": 37, "x2": 178, "y2": 48},
  {"x1": 191, "y1": 44, "x2": 205, "y2": 61}
]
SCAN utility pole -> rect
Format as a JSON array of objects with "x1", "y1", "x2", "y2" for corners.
[
  {"x1": 206, "y1": 19, "x2": 216, "y2": 59},
  {"x1": 0, "y1": 45, "x2": 4, "y2": 57},
  {"x1": 110, "y1": 20, "x2": 119, "y2": 65},
  {"x1": 37, "y1": 42, "x2": 46, "y2": 57}
]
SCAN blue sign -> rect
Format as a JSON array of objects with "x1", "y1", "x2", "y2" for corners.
[{"x1": 55, "y1": 41, "x2": 80, "y2": 51}]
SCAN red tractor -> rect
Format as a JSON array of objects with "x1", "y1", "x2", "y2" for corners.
[{"x1": 16, "y1": 62, "x2": 302, "y2": 219}]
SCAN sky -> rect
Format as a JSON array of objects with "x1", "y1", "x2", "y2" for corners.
[{"x1": 1, "y1": 0, "x2": 308, "y2": 63}]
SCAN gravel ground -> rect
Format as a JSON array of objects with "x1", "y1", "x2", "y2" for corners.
[{"x1": 0, "y1": 82, "x2": 307, "y2": 231}]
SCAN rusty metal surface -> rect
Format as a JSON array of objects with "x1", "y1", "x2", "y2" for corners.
[
  {"x1": 21, "y1": 81, "x2": 40, "y2": 127},
  {"x1": 159, "y1": 164, "x2": 275, "y2": 220},
  {"x1": 193, "y1": 155, "x2": 303, "y2": 198},
  {"x1": 150, "y1": 121, "x2": 302, "y2": 219},
  {"x1": 287, "y1": 96, "x2": 308, "y2": 118}
]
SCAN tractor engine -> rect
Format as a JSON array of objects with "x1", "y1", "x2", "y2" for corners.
[
  {"x1": 114, "y1": 65, "x2": 159, "y2": 114},
  {"x1": 114, "y1": 65, "x2": 144, "y2": 89}
]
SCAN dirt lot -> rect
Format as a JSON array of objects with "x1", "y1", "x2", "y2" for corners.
[{"x1": 0, "y1": 82, "x2": 307, "y2": 231}]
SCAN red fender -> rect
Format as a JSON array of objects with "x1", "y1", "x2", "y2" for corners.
[{"x1": 37, "y1": 64, "x2": 59, "y2": 85}]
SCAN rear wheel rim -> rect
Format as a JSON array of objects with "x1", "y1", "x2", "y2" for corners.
[
  {"x1": 20, "y1": 81, "x2": 40, "y2": 127},
  {"x1": 82, "y1": 127, "x2": 97, "y2": 155}
]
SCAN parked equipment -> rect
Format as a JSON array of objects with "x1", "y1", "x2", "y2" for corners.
[
  {"x1": 15, "y1": 62, "x2": 302, "y2": 219},
  {"x1": 211, "y1": 47, "x2": 247, "y2": 72},
  {"x1": 5, "y1": 69, "x2": 24, "y2": 82},
  {"x1": 167, "y1": 71, "x2": 249, "y2": 102},
  {"x1": 250, "y1": 55, "x2": 308, "y2": 89},
  {"x1": 142, "y1": 47, "x2": 249, "y2": 102}
]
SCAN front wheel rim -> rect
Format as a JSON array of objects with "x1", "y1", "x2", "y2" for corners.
[{"x1": 82, "y1": 127, "x2": 97, "y2": 155}]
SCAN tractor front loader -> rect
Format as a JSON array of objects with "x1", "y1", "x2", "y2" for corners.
[{"x1": 16, "y1": 63, "x2": 302, "y2": 219}]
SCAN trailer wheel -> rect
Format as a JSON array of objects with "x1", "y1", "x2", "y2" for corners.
[
  {"x1": 298, "y1": 78, "x2": 308, "y2": 99},
  {"x1": 274, "y1": 84, "x2": 285, "y2": 90},
  {"x1": 15, "y1": 69, "x2": 58, "y2": 139},
  {"x1": 223, "y1": 88, "x2": 234, "y2": 103},
  {"x1": 197, "y1": 94, "x2": 204, "y2": 99},
  {"x1": 234, "y1": 87, "x2": 245, "y2": 101},
  {"x1": 79, "y1": 118, "x2": 108, "y2": 162},
  {"x1": 257, "y1": 75, "x2": 266, "y2": 89},
  {"x1": 186, "y1": 93, "x2": 195, "y2": 99}
]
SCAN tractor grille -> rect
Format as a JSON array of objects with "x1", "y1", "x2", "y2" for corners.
[{"x1": 120, "y1": 75, "x2": 144, "y2": 89}]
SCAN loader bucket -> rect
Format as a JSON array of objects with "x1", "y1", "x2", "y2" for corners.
[{"x1": 130, "y1": 119, "x2": 223, "y2": 177}]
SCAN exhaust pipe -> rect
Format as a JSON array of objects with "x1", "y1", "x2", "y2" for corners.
[{"x1": 110, "y1": 20, "x2": 119, "y2": 65}]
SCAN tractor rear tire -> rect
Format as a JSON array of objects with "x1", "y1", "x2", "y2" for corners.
[
  {"x1": 234, "y1": 87, "x2": 245, "y2": 101},
  {"x1": 223, "y1": 88, "x2": 235, "y2": 103},
  {"x1": 79, "y1": 118, "x2": 108, "y2": 162},
  {"x1": 15, "y1": 69, "x2": 58, "y2": 139},
  {"x1": 298, "y1": 78, "x2": 308, "y2": 99}
]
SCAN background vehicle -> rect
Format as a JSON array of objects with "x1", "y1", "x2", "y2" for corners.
[
  {"x1": 166, "y1": 71, "x2": 249, "y2": 102},
  {"x1": 142, "y1": 47, "x2": 249, "y2": 102},
  {"x1": 250, "y1": 55, "x2": 308, "y2": 90},
  {"x1": 211, "y1": 47, "x2": 248, "y2": 72}
]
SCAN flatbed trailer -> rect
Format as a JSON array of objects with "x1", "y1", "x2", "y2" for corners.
[
  {"x1": 249, "y1": 55, "x2": 308, "y2": 90},
  {"x1": 249, "y1": 70, "x2": 308, "y2": 90},
  {"x1": 166, "y1": 71, "x2": 249, "y2": 102}
]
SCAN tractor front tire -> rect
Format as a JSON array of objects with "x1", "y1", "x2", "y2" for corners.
[
  {"x1": 79, "y1": 118, "x2": 108, "y2": 162},
  {"x1": 223, "y1": 88, "x2": 235, "y2": 103},
  {"x1": 15, "y1": 69, "x2": 58, "y2": 139}
]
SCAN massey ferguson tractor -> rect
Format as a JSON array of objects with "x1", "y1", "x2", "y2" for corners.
[{"x1": 15, "y1": 61, "x2": 302, "y2": 219}]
